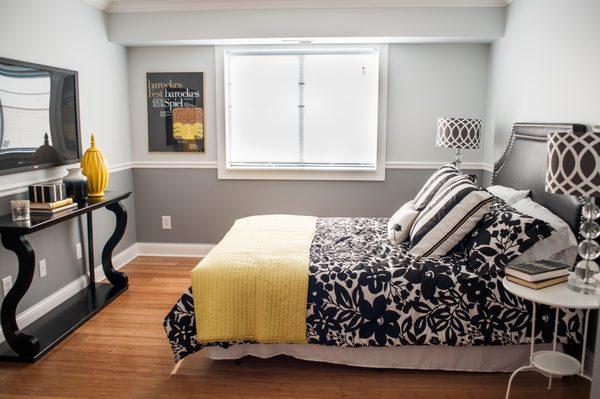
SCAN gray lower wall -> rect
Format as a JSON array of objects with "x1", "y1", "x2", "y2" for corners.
[
  {"x1": 0, "y1": 169, "x2": 136, "y2": 314},
  {"x1": 133, "y1": 168, "x2": 483, "y2": 243}
]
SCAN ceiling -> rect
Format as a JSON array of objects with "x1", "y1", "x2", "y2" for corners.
[{"x1": 82, "y1": 0, "x2": 512, "y2": 13}]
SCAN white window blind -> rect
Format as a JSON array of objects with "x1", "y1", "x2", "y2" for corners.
[{"x1": 225, "y1": 48, "x2": 380, "y2": 170}]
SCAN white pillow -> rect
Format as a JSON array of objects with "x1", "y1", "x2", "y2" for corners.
[
  {"x1": 509, "y1": 198, "x2": 578, "y2": 266},
  {"x1": 486, "y1": 185, "x2": 530, "y2": 205},
  {"x1": 410, "y1": 175, "x2": 493, "y2": 259},
  {"x1": 388, "y1": 201, "x2": 419, "y2": 245}
]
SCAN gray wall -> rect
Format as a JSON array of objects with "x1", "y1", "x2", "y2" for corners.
[
  {"x1": 128, "y1": 43, "x2": 490, "y2": 243},
  {"x1": 134, "y1": 168, "x2": 482, "y2": 243},
  {"x1": 483, "y1": 2, "x2": 600, "y2": 396},
  {"x1": 0, "y1": 0, "x2": 135, "y2": 314},
  {"x1": 483, "y1": 0, "x2": 600, "y2": 164},
  {"x1": 128, "y1": 43, "x2": 491, "y2": 165},
  {"x1": 0, "y1": 170, "x2": 136, "y2": 312},
  {"x1": 109, "y1": 7, "x2": 505, "y2": 45}
]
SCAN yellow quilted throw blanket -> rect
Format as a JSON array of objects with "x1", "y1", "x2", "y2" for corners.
[{"x1": 191, "y1": 214, "x2": 317, "y2": 344}]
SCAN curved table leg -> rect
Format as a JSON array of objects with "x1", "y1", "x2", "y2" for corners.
[
  {"x1": 0, "y1": 234, "x2": 40, "y2": 358},
  {"x1": 101, "y1": 201, "x2": 128, "y2": 289},
  {"x1": 505, "y1": 365, "x2": 534, "y2": 399}
]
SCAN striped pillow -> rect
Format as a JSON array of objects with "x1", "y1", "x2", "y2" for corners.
[
  {"x1": 412, "y1": 163, "x2": 459, "y2": 211},
  {"x1": 409, "y1": 175, "x2": 493, "y2": 259}
]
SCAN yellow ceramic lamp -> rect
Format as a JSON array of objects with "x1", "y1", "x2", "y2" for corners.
[{"x1": 81, "y1": 134, "x2": 109, "y2": 198}]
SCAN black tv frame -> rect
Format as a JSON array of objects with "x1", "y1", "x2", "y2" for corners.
[{"x1": 0, "y1": 56, "x2": 82, "y2": 176}]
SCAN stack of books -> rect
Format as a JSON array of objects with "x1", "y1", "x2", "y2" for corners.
[
  {"x1": 30, "y1": 198, "x2": 77, "y2": 217},
  {"x1": 505, "y1": 260, "x2": 570, "y2": 289}
]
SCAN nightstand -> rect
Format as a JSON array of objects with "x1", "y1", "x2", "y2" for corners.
[{"x1": 503, "y1": 277, "x2": 600, "y2": 399}]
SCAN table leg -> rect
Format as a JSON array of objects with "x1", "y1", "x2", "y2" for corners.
[
  {"x1": 580, "y1": 309, "x2": 590, "y2": 377},
  {"x1": 86, "y1": 212, "x2": 95, "y2": 286},
  {"x1": 505, "y1": 366, "x2": 535, "y2": 399},
  {"x1": 101, "y1": 201, "x2": 128, "y2": 289},
  {"x1": 530, "y1": 303, "x2": 536, "y2": 361},
  {"x1": 506, "y1": 302, "x2": 537, "y2": 399},
  {"x1": 0, "y1": 234, "x2": 40, "y2": 358},
  {"x1": 548, "y1": 307, "x2": 559, "y2": 390}
]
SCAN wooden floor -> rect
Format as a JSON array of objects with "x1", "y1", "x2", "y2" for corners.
[{"x1": 0, "y1": 256, "x2": 591, "y2": 398}]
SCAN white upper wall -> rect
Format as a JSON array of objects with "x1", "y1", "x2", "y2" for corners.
[
  {"x1": 0, "y1": 0, "x2": 132, "y2": 191},
  {"x1": 109, "y1": 7, "x2": 505, "y2": 46},
  {"x1": 484, "y1": 0, "x2": 600, "y2": 164},
  {"x1": 128, "y1": 43, "x2": 490, "y2": 165}
]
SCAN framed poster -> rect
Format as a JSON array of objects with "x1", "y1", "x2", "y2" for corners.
[{"x1": 147, "y1": 72, "x2": 204, "y2": 152}]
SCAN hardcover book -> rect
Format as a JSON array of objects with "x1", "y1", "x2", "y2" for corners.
[
  {"x1": 507, "y1": 275, "x2": 568, "y2": 289},
  {"x1": 505, "y1": 260, "x2": 569, "y2": 282}
]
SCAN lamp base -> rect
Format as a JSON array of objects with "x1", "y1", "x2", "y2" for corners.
[{"x1": 568, "y1": 270, "x2": 598, "y2": 295}]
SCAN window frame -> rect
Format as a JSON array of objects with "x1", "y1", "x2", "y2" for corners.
[{"x1": 216, "y1": 44, "x2": 388, "y2": 181}]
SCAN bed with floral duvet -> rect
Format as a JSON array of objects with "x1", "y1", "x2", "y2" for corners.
[{"x1": 164, "y1": 198, "x2": 583, "y2": 363}]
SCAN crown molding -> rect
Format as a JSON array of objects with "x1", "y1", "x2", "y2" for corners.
[
  {"x1": 80, "y1": 0, "x2": 111, "y2": 11},
  {"x1": 82, "y1": 0, "x2": 510, "y2": 13}
]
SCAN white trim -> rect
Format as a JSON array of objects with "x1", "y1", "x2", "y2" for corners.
[
  {"x1": 385, "y1": 161, "x2": 494, "y2": 172},
  {"x1": 109, "y1": 162, "x2": 135, "y2": 173},
  {"x1": 216, "y1": 44, "x2": 388, "y2": 181},
  {"x1": 137, "y1": 242, "x2": 215, "y2": 257},
  {"x1": 104, "y1": 0, "x2": 510, "y2": 13},
  {"x1": 130, "y1": 161, "x2": 218, "y2": 169},
  {"x1": 0, "y1": 161, "x2": 493, "y2": 197},
  {"x1": 0, "y1": 243, "x2": 139, "y2": 344},
  {"x1": 80, "y1": 0, "x2": 111, "y2": 10},
  {"x1": 0, "y1": 163, "x2": 134, "y2": 199}
]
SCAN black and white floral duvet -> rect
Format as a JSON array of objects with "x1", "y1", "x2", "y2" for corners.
[{"x1": 164, "y1": 216, "x2": 583, "y2": 362}]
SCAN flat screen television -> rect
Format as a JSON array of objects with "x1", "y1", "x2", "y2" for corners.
[{"x1": 0, "y1": 57, "x2": 81, "y2": 176}]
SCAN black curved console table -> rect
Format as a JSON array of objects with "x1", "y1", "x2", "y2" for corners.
[{"x1": 0, "y1": 191, "x2": 131, "y2": 362}]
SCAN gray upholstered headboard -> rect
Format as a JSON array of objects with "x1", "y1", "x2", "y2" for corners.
[{"x1": 492, "y1": 123, "x2": 586, "y2": 235}]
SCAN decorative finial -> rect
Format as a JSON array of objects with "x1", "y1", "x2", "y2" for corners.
[
  {"x1": 90, "y1": 134, "x2": 96, "y2": 148},
  {"x1": 43, "y1": 133, "x2": 49, "y2": 145}
]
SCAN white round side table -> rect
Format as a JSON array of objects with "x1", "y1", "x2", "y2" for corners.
[{"x1": 503, "y1": 277, "x2": 600, "y2": 399}]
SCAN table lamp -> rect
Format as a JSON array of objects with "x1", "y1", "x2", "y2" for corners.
[
  {"x1": 546, "y1": 126, "x2": 600, "y2": 294},
  {"x1": 436, "y1": 117, "x2": 482, "y2": 171}
]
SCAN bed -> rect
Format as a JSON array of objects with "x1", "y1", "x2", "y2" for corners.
[{"x1": 164, "y1": 123, "x2": 587, "y2": 372}]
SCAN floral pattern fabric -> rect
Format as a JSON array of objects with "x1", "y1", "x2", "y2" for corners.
[
  {"x1": 460, "y1": 198, "x2": 556, "y2": 276},
  {"x1": 164, "y1": 217, "x2": 582, "y2": 362}
]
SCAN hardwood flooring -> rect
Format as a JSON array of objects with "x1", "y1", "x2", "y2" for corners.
[{"x1": 0, "y1": 256, "x2": 591, "y2": 398}]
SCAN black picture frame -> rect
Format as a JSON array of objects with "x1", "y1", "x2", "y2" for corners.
[
  {"x1": 146, "y1": 72, "x2": 205, "y2": 153},
  {"x1": 0, "y1": 57, "x2": 82, "y2": 176}
]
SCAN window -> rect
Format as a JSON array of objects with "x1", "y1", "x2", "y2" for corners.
[{"x1": 217, "y1": 45, "x2": 387, "y2": 180}]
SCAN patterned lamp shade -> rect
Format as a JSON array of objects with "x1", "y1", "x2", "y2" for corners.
[
  {"x1": 546, "y1": 129, "x2": 600, "y2": 197},
  {"x1": 436, "y1": 117, "x2": 482, "y2": 150}
]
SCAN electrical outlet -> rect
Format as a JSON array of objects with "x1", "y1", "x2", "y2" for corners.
[
  {"x1": 162, "y1": 215, "x2": 172, "y2": 230},
  {"x1": 39, "y1": 259, "x2": 47, "y2": 278},
  {"x1": 2, "y1": 276, "x2": 12, "y2": 297},
  {"x1": 76, "y1": 242, "x2": 82, "y2": 260}
]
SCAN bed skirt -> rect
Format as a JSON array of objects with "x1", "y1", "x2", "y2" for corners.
[{"x1": 204, "y1": 343, "x2": 556, "y2": 372}]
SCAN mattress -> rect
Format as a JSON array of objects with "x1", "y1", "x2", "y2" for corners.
[{"x1": 164, "y1": 217, "x2": 583, "y2": 366}]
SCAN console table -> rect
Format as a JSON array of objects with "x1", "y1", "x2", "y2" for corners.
[{"x1": 0, "y1": 191, "x2": 131, "y2": 362}]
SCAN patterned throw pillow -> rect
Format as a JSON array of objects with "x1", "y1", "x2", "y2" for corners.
[
  {"x1": 461, "y1": 197, "x2": 555, "y2": 276},
  {"x1": 412, "y1": 163, "x2": 459, "y2": 211},
  {"x1": 410, "y1": 175, "x2": 493, "y2": 259},
  {"x1": 387, "y1": 200, "x2": 419, "y2": 244}
]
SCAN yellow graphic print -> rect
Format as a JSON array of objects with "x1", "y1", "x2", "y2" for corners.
[{"x1": 172, "y1": 107, "x2": 204, "y2": 140}]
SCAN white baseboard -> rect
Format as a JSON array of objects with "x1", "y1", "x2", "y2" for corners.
[
  {"x1": 137, "y1": 242, "x2": 215, "y2": 257},
  {"x1": 0, "y1": 242, "x2": 139, "y2": 344}
]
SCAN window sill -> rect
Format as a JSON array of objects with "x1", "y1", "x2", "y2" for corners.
[{"x1": 217, "y1": 166, "x2": 385, "y2": 181}]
